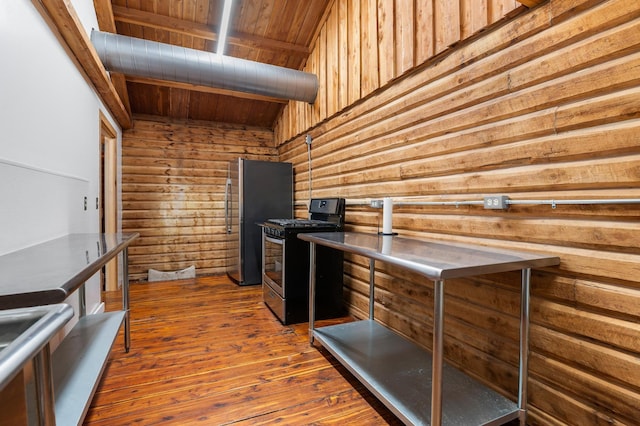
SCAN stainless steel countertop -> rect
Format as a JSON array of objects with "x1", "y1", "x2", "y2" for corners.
[
  {"x1": 298, "y1": 232, "x2": 560, "y2": 280},
  {"x1": 0, "y1": 233, "x2": 139, "y2": 309}
]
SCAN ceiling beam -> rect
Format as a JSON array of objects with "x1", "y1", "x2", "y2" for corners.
[
  {"x1": 125, "y1": 76, "x2": 288, "y2": 104},
  {"x1": 35, "y1": 0, "x2": 132, "y2": 129},
  {"x1": 112, "y1": 5, "x2": 310, "y2": 58}
]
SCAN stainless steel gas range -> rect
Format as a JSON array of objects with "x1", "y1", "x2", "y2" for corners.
[{"x1": 261, "y1": 198, "x2": 345, "y2": 324}]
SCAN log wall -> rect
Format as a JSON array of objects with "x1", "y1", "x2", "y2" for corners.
[
  {"x1": 122, "y1": 116, "x2": 277, "y2": 280},
  {"x1": 275, "y1": 0, "x2": 522, "y2": 142},
  {"x1": 275, "y1": 0, "x2": 640, "y2": 424}
]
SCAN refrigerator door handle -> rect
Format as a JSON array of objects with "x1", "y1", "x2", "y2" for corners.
[{"x1": 224, "y1": 177, "x2": 232, "y2": 234}]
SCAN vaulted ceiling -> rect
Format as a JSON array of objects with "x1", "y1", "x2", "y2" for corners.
[{"x1": 94, "y1": 0, "x2": 332, "y2": 129}]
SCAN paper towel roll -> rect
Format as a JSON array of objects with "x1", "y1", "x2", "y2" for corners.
[
  {"x1": 382, "y1": 197, "x2": 393, "y2": 234},
  {"x1": 381, "y1": 235, "x2": 393, "y2": 254}
]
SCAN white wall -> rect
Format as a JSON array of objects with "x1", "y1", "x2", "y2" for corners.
[{"x1": 0, "y1": 0, "x2": 122, "y2": 320}]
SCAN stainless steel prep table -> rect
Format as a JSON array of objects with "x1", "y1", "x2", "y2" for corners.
[
  {"x1": 0, "y1": 233, "x2": 138, "y2": 349},
  {"x1": 0, "y1": 232, "x2": 138, "y2": 425},
  {"x1": 298, "y1": 232, "x2": 560, "y2": 426}
]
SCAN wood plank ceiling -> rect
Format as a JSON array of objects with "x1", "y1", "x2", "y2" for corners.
[{"x1": 94, "y1": 0, "x2": 331, "y2": 128}]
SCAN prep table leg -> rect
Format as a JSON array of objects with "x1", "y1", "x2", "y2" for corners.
[
  {"x1": 33, "y1": 344, "x2": 55, "y2": 426},
  {"x1": 123, "y1": 248, "x2": 131, "y2": 352},
  {"x1": 431, "y1": 279, "x2": 445, "y2": 426},
  {"x1": 308, "y1": 242, "x2": 316, "y2": 344},
  {"x1": 369, "y1": 259, "x2": 375, "y2": 320},
  {"x1": 519, "y1": 268, "x2": 532, "y2": 425}
]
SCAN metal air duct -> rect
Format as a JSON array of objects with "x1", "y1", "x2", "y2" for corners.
[{"x1": 91, "y1": 30, "x2": 318, "y2": 104}]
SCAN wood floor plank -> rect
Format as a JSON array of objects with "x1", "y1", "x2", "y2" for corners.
[
  {"x1": 92, "y1": 352, "x2": 330, "y2": 406},
  {"x1": 84, "y1": 276, "x2": 402, "y2": 425},
  {"x1": 88, "y1": 367, "x2": 358, "y2": 424}
]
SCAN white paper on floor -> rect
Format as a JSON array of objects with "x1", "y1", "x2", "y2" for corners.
[{"x1": 148, "y1": 265, "x2": 196, "y2": 282}]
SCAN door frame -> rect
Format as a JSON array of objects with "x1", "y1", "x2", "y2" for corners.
[{"x1": 100, "y1": 111, "x2": 119, "y2": 291}]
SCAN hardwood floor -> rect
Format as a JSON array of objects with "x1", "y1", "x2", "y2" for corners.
[{"x1": 85, "y1": 275, "x2": 402, "y2": 425}]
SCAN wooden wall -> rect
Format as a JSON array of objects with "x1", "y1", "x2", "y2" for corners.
[
  {"x1": 275, "y1": 0, "x2": 640, "y2": 425},
  {"x1": 275, "y1": 0, "x2": 522, "y2": 142},
  {"x1": 122, "y1": 116, "x2": 277, "y2": 280}
]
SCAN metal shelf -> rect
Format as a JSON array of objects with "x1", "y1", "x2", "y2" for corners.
[
  {"x1": 314, "y1": 320, "x2": 518, "y2": 426},
  {"x1": 52, "y1": 311, "x2": 125, "y2": 425}
]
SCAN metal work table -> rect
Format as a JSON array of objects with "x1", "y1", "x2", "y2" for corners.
[
  {"x1": 298, "y1": 232, "x2": 560, "y2": 426},
  {"x1": 0, "y1": 233, "x2": 138, "y2": 425},
  {"x1": 0, "y1": 234, "x2": 136, "y2": 305},
  {"x1": 0, "y1": 233, "x2": 138, "y2": 348}
]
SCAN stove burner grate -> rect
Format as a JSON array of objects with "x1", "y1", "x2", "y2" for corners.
[{"x1": 266, "y1": 218, "x2": 338, "y2": 228}]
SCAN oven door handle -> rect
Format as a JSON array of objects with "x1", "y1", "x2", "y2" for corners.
[{"x1": 265, "y1": 236, "x2": 284, "y2": 245}]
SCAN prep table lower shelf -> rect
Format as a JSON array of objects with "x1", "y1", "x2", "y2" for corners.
[
  {"x1": 313, "y1": 320, "x2": 519, "y2": 426},
  {"x1": 52, "y1": 311, "x2": 125, "y2": 425}
]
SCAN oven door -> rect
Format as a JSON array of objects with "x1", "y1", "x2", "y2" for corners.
[{"x1": 262, "y1": 231, "x2": 285, "y2": 297}]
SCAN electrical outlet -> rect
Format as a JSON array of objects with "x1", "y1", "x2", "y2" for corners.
[{"x1": 483, "y1": 195, "x2": 510, "y2": 210}]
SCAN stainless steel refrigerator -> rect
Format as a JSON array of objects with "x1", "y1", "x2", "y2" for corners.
[{"x1": 225, "y1": 158, "x2": 292, "y2": 285}]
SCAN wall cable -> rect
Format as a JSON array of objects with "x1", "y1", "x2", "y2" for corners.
[{"x1": 305, "y1": 134, "x2": 312, "y2": 217}]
